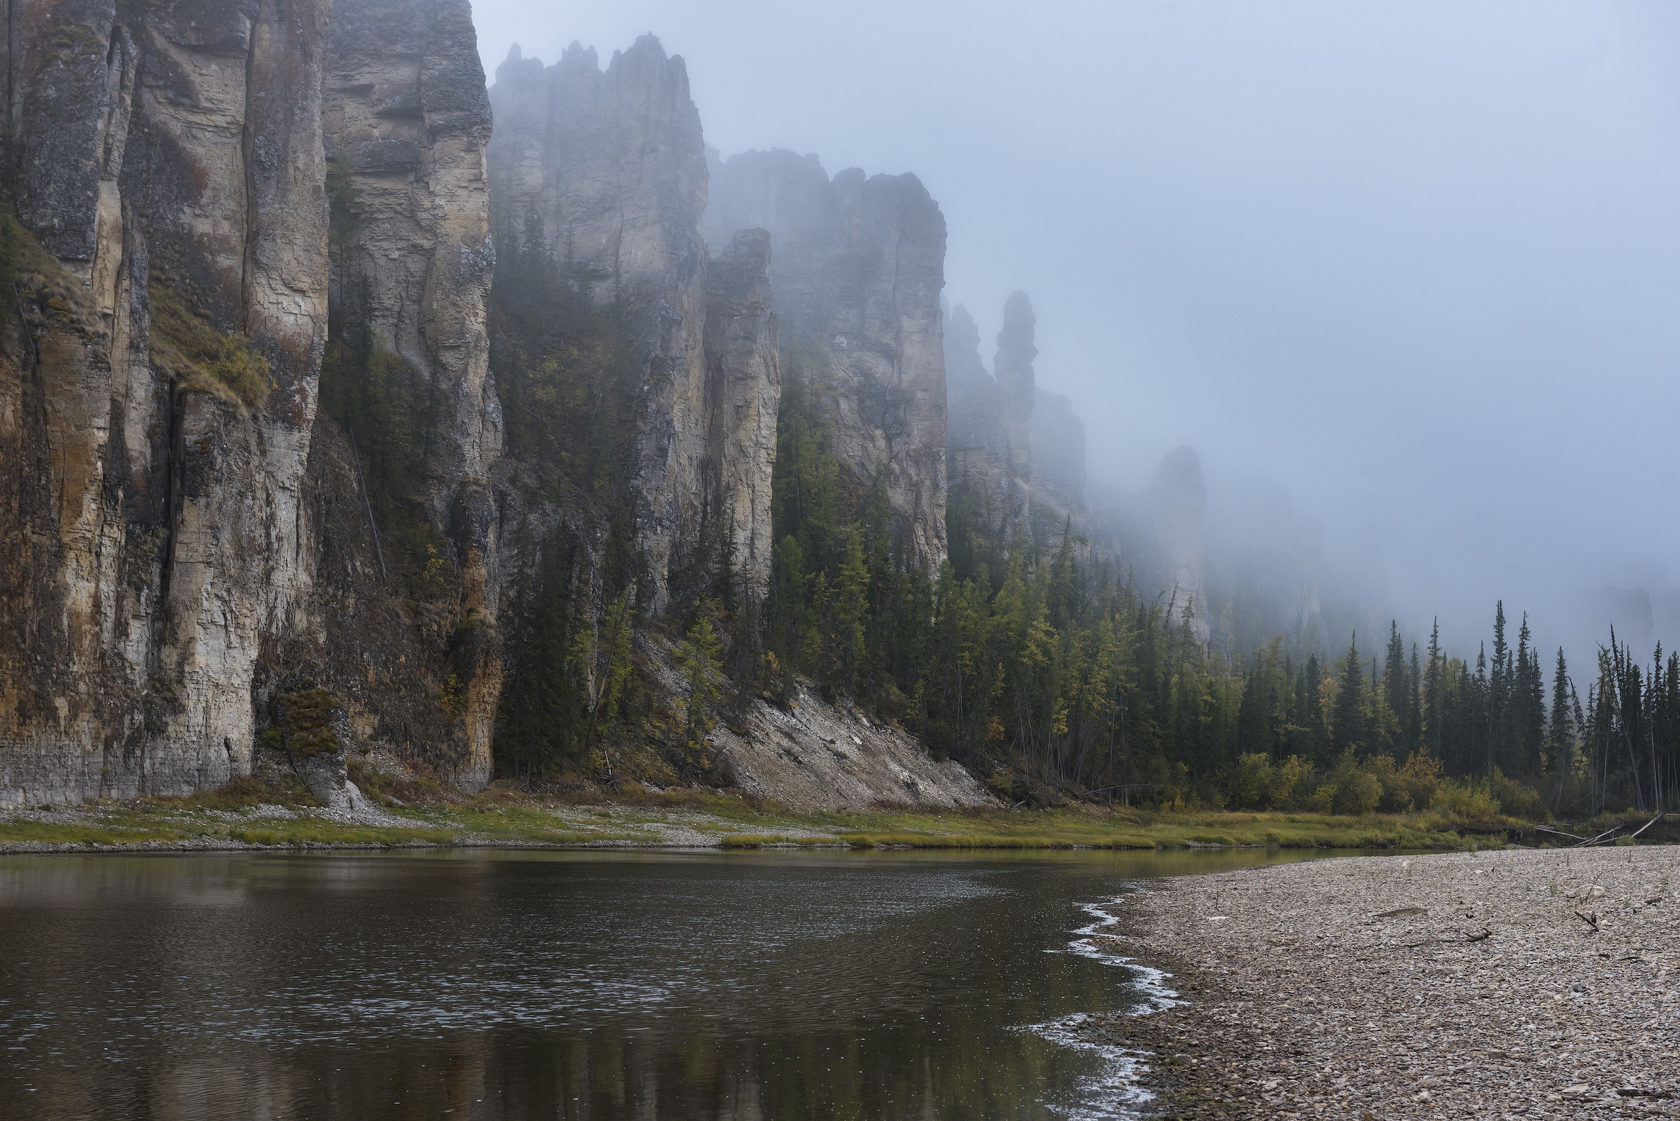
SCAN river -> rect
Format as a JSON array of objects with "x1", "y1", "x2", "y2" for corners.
[{"x1": 0, "y1": 848, "x2": 1318, "y2": 1119}]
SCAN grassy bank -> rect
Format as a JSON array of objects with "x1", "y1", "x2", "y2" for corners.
[{"x1": 5, "y1": 780, "x2": 1663, "y2": 854}]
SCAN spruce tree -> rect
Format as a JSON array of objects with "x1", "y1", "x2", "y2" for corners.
[
  {"x1": 1547, "y1": 646, "x2": 1574, "y2": 809},
  {"x1": 1423, "y1": 618, "x2": 1444, "y2": 755},
  {"x1": 1332, "y1": 634, "x2": 1366, "y2": 753}
]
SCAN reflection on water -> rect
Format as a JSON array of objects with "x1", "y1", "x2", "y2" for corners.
[{"x1": 0, "y1": 848, "x2": 1316, "y2": 1119}]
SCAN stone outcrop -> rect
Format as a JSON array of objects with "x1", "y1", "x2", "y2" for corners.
[
  {"x1": 705, "y1": 148, "x2": 948, "y2": 572},
  {"x1": 317, "y1": 0, "x2": 502, "y2": 788},
  {"x1": 0, "y1": 0, "x2": 332, "y2": 806},
  {"x1": 0, "y1": 0, "x2": 499, "y2": 805},
  {"x1": 487, "y1": 37, "x2": 774, "y2": 614},
  {"x1": 703, "y1": 229, "x2": 780, "y2": 608}
]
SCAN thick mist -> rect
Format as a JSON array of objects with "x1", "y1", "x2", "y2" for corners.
[{"x1": 470, "y1": 0, "x2": 1680, "y2": 669}]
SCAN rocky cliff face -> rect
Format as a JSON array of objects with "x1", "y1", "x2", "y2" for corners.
[
  {"x1": 704, "y1": 229, "x2": 780, "y2": 608},
  {"x1": 0, "y1": 0, "x2": 499, "y2": 805},
  {"x1": 0, "y1": 0, "x2": 332, "y2": 806},
  {"x1": 315, "y1": 0, "x2": 502, "y2": 788},
  {"x1": 705, "y1": 148, "x2": 948, "y2": 572},
  {"x1": 321, "y1": 0, "x2": 499, "y2": 516},
  {"x1": 487, "y1": 38, "x2": 775, "y2": 614}
]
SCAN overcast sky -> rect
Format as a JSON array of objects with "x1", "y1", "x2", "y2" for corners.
[{"x1": 469, "y1": 0, "x2": 1680, "y2": 662}]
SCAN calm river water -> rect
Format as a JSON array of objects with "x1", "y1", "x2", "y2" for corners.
[{"x1": 0, "y1": 848, "x2": 1314, "y2": 1120}]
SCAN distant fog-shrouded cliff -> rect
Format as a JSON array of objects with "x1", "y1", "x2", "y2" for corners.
[
  {"x1": 944, "y1": 291, "x2": 1095, "y2": 569},
  {"x1": 486, "y1": 38, "x2": 780, "y2": 618},
  {"x1": 703, "y1": 148, "x2": 949, "y2": 574}
]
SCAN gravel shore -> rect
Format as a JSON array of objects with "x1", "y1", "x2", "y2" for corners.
[{"x1": 1097, "y1": 846, "x2": 1680, "y2": 1119}]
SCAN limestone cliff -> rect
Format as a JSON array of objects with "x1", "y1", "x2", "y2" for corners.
[
  {"x1": 705, "y1": 148, "x2": 948, "y2": 572},
  {"x1": 321, "y1": 0, "x2": 499, "y2": 515},
  {"x1": 486, "y1": 38, "x2": 781, "y2": 616},
  {"x1": 314, "y1": 0, "x2": 502, "y2": 788},
  {"x1": 0, "y1": 0, "x2": 500, "y2": 804},
  {"x1": 0, "y1": 0, "x2": 331, "y2": 804},
  {"x1": 703, "y1": 229, "x2": 780, "y2": 609}
]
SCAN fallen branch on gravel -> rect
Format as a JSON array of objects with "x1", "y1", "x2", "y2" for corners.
[{"x1": 1574, "y1": 909, "x2": 1600, "y2": 932}]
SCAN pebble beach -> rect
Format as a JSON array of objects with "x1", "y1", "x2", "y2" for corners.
[{"x1": 1099, "y1": 846, "x2": 1680, "y2": 1119}]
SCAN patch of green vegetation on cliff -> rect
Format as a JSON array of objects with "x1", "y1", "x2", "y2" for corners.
[
  {"x1": 318, "y1": 334, "x2": 436, "y2": 513},
  {"x1": 0, "y1": 209, "x2": 18, "y2": 326},
  {"x1": 269, "y1": 687, "x2": 342, "y2": 759},
  {"x1": 147, "y1": 279, "x2": 272, "y2": 406}
]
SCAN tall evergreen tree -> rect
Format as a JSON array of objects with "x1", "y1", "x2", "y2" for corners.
[
  {"x1": 1423, "y1": 618, "x2": 1444, "y2": 754},
  {"x1": 1547, "y1": 646, "x2": 1574, "y2": 809},
  {"x1": 1332, "y1": 634, "x2": 1366, "y2": 753}
]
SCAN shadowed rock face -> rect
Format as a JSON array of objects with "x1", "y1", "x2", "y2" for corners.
[
  {"x1": 485, "y1": 37, "x2": 778, "y2": 614},
  {"x1": 0, "y1": 0, "x2": 500, "y2": 804},
  {"x1": 318, "y1": 0, "x2": 502, "y2": 789},
  {"x1": 705, "y1": 148, "x2": 949, "y2": 573}
]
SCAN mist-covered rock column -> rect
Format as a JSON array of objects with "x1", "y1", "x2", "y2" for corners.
[
  {"x1": 486, "y1": 37, "x2": 720, "y2": 616},
  {"x1": 705, "y1": 149, "x2": 949, "y2": 573},
  {"x1": 994, "y1": 291, "x2": 1037, "y2": 480},
  {"x1": 704, "y1": 230, "x2": 781, "y2": 608}
]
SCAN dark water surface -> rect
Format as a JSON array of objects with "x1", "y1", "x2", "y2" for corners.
[{"x1": 0, "y1": 848, "x2": 1315, "y2": 1120}]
